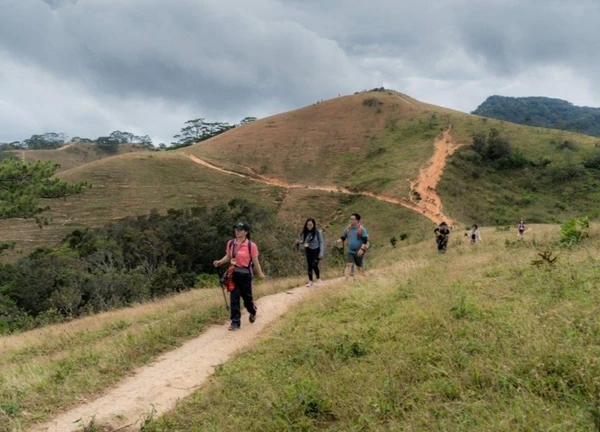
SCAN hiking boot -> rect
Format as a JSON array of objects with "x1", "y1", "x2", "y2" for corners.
[
  {"x1": 249, "y1": 313, "x2": 256, "y2": 323},
  {"x1": 228, "y1": 325, "x2": 240, "y2": 331},
  {"x1": 305, "y1": 281, "x2": 313, "y2": 287}
]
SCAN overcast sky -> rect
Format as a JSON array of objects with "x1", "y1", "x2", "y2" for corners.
[{"x1": 1, "y1": 0, "x2": 599, "y2": 144}]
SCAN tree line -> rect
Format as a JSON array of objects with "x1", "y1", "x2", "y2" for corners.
[
  {"x1": 0, "y1": 117, "x2": 257, "y2": 152},
  {"x1": 0, "y1": 198, "x2": 299, "y2": 334},
  {"x1": 472, "y1": 96, "x2": 600, "y2": 137}
]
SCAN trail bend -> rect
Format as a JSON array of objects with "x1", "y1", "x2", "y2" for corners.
[{"x1": 186, "y1": 128, "x2": 462, "y2": 225}]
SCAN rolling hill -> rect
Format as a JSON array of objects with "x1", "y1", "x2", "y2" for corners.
[{"x1": 1, "y1": 90, "x2": 600, "y2": 258}]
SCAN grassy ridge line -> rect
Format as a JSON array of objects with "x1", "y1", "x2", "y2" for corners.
[
  {"x1": 144, "y1": 226, "x2": 600, "y2": 431},
  {"x1": 0, "y1": 276, "x2": 308, "y2": 432}
]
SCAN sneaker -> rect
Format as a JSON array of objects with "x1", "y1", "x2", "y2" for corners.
[
  {"x1": 249, "y1": 313, "x2": 256, "y2": 323},
  {"x1": 228, "y1": 325, "x2": 240, "y2": 331},
  {"x1": 315, "y1": 279, "x2": 323, "y2": 286},
  {"x1": 305, "y1": 281, "x2": 313, "y2": 287}
]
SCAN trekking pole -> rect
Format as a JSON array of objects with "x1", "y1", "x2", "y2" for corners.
[{"x1": 221, "y1": 288, "x2": 230, "y2": 311}]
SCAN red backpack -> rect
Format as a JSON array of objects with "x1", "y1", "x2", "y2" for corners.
[{"x1": 219, "y1": 240, "x2": 253, "y2": 292}]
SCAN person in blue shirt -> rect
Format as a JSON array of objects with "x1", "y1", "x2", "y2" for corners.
[{"x1": 336, "y1": 213, "x2": 369, "y2": 279}]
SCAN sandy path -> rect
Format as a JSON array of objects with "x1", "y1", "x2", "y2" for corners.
[
  {"x1": 187, "y1": 128, "x2": 461, "y2": 225},
  {"x1": 30, "y1": 283, "x2": 324, "y2": 432},
  {"x1": 407, "y1": 128, "x2": 462, "y2": 225}
]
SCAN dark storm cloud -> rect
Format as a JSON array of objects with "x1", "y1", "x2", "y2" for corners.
[
  {"x1": 0, "y1": 0, "x2": 366, "y2": 123},
  {"x1": 0, "y1": 0, "x2": 599, "y2": 143}
]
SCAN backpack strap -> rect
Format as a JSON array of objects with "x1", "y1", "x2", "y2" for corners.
[{"x1": 247, "y1": 240, "x2": 252, "y2": 269}]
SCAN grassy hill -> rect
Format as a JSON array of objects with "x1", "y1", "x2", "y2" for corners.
[{"x1": 186, "y1": 91, "x2": 446, "y2": 199}]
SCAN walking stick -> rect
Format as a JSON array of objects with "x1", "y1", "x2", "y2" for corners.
[{"x1": 221, "y1": 288, "x2": 230, "y2": 311}]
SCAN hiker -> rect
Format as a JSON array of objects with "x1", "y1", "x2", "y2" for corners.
[
  {"x1": 434, "y1": 221, "x2": 451, "y2": 252},
  {"x1": 465, "y1": 224, "x2": 481, "y2": 244},
  {"x1": 213, "y1": 222, "x2": 265, "y2": 331},
  {"x1": 517, "y1": 219, "x2": 526, "y2": 238},
  {"x1": 336, "y1": 213, "x2": 369, "y2": 279},
  {"x1": 297, "y1": 217, "x2": 324, "y2": 287}
]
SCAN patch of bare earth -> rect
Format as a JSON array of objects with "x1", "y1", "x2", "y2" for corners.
[{"x1": 407, "y1": 128, "x2": 463, "y2": 225}]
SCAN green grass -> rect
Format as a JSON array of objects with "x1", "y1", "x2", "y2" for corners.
[
  {"x1": 0, "y1": 277, "x2": 307, "y2": 432},
  {"x1": 142, "y1": 225, "x2": 600, "y2": 431},
  {"x1": 439, "y1": 114, "x2": 600, "y2": 225}
]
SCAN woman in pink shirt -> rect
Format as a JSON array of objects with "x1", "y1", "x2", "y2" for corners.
[{"x1": 213, "y1": 222, "x2": 266, "y2": 331}]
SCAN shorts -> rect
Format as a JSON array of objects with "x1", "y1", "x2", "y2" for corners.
[{"x1": 346, "y1": 252, "x2": 364, "y2": 267}]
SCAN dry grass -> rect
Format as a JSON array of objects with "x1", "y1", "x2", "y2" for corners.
[
  {"x1": 6, "y1": 142, "x2": 147, "y2": 173},
  {"x1": 0, "y1": 152, "x2": 283, "y2": 258},
  {"x1": 186, "y1": 91, "x2": 447, "y2": 197}
]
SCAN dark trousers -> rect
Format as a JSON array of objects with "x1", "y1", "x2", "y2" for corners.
[
  {"x1": 305, "y1": 247, "x2": 321, "y2": 281},
  {"x1": 230, "y1": 271, "x2": 256, "y2": 328},
  {"x1": 437, "y1": 235, "x2": 448, "y2": 251}
]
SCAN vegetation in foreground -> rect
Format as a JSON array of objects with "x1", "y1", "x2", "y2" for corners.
[
  {"x1": 0, "y1": 198, "x2": 316, "y2": 334},
  {"x1": 1, "y1": 223, "x2": 599, "y2": 431},
  {"x1": 142, "y1": 224, "x2": 600, "y2": 431}
]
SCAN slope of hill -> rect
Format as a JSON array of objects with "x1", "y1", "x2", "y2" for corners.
[
  {"x1": 185, "y1": 91, "x2": 451, "y2": 200},
  {"x1": 472, "y1": 95, "x2": 600, "y2": 137},
  {"x1": 3, "y1": 90, "x2": 600, "y2": 258},
  {"x1": 187, "y1": 90, "x2": 600, "y2": 226},
  {"x1": 5, "y1": 142, "x2": 148, "y2": 172}
]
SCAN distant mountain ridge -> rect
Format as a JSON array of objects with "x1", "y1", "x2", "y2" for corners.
[{"x1": 472, "y1": 96, "x2": 600, "y2": 137}]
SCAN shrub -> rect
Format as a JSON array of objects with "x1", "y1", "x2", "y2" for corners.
[
  {"x1": 363, "y1": 98, "x2": 382, "y2": 107},
  {"x1": 560, "y1": 216, "x2": 589, "y2": 245}
]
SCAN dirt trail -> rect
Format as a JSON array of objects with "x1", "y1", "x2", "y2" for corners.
[
  {"x1": 407, "y1": 128, "x2": 462, "y2": 225},
  {"x1": 31, "y1": 283, "x2": 324, "y2": 432},
  {"x1": 58, "y1": 143, "x2": 76, "y2": 151},
  {"x1": 186, "y1": 128, "x2": 461, "y2": 225}
]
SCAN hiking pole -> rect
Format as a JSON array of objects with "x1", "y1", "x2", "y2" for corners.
[{"x1": 221, "y1": 288, "x2": 230, "y2": 311}]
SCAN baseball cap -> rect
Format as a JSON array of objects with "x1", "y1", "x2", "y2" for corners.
[{"x1": 234, "y1": 222, "x2": 250, "y2": 231}]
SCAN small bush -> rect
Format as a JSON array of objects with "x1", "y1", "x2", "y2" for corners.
[
  {"x1": 560, "y1": 216, "x2": 589, "y2": 245},
  {"x1": 557, "y1": 140, "x2": 579, "y2": 151},
  {"x1": 363, "y1": 97, "x2": 382, "y2": 107}
]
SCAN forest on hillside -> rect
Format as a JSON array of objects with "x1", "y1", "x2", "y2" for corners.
[
  {"x1": 0, "y1": 198, "x2": 313, "y2": 334},
  {"x1": 472, "y1": 96, "x2": 600, "y2": 137}
]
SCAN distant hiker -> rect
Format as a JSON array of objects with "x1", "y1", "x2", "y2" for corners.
[
  {"x1": 517, "y1": 219, "x2": 526, "y2": 238},
  {"x1": 213, "y1": 222, "x2": 265, "y2": 331},
  {"x1": 297, "y1": 217, "x2": 324, "y2": 287},
  {"x1": 465, "y1": 224, "x2": 481, "y2": 244},
  {"x1": 336, "y1": 213, "x2": 369, "y2": 279},
  {"x1": 434, "y1": 221, "x2": 450, "y2": 252}
]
